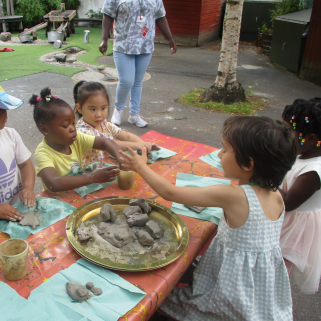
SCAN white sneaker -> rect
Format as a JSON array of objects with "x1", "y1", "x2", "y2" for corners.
[
  {"x1": 128, "y1": 114, "x2": 147, "y2": 127},
  {"x1": 111, "y1": 108, "x2": 123, "y2": 126}
]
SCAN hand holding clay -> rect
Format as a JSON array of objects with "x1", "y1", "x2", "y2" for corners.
[
  {"x1": 120, "y1": 147, "x2": 147, "y2": 172},
  {"x1": 90, "y1": 166, "x2": 119, "y2": 184},
  {"x1": 0, "y1": 203, "x2": 23, "y2": 222},
  {"x1": 19, "y1": 189, "x2": 36, "y2": 208}
]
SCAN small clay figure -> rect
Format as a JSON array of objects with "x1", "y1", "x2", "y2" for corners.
[
  {"x1": 145, "y1": 221, "x2": 164, "y2": 239},
  {"x1": 91, "y1": 287, "x2": 103, "y2": 296},
  {"x1": 76, "y1": 222, "x2": 92, "y2": 241},
  {"x1": 99, "y1": 224, "x2": 134, "y2": 248},
  {"x1": 100, "y1": 203, "x2": 116, "y2": 222},
  {"x1": 123, "y1": 206, "x2": 142, "y2": 218},
  {"x1": 126, "y1": 213, "x2": 149, "y2": 227},
  {"x1": 86, "y1": 282, "x2": 94, "y2": 290},
  {"x1": 129, "y1": 198, "x2": 151, "y2": 214},
  {"x1": 66, "y1": 282, "x2": 90, "y2": 302},
  {"x1": 19, "y1": 210, "x2": 39, "y2": 229},
  {"x1": 184, "y1": 205, "x2": 207, "y2": 213},
  {"x1": 136, "y1": 230, "x2": 154, "y2": 246}
]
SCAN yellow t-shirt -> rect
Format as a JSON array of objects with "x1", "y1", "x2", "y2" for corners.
[{"x1": 35, "y1": 132, "x2": 95, "y2": 189}]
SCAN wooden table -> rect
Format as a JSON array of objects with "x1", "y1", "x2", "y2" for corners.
[
  {"x1": 43, "y1": 10, "x2": 76, "y2": 37},
  {"x1": 0, "y1": 15, "x2": 23, "y2": 33},
  {"x1": 0, "y1": 131, "x2": 230, "y2": 320}
]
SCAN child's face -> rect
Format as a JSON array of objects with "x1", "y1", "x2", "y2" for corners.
[
  {"x1": 218, "y1": 138, "x2": 241, "y2": 179},
  {"x1": 77, "y1": 92, "x2": 108, "y2": 130},
  {"x1": 0, "y1": 109, "x2": 7, "y2": 130},
  {"x1": 44, "y1": 106, "x2": 77, "y2": 146}
]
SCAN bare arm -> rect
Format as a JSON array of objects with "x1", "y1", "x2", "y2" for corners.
[
  {"x1": 120, "y1": 147, "x2": 238, "y2": 208},
  {"x1": 156, "y1": 17, "x2": 177, "y2": 54},
  {"x1": 93, "y1": 136, "x2": 122, "y2": 164},
  {"x1": 18, "y1": 159, "x2": 36, "y2": 207},
  {"x1": 40, "y1": 166, "x2": 119, "y2": 193},
  {"x1": 116, "y1": 131, "x2": 157, "y2": 152},
  {"x1": 99, "y1": 14, "x2": 114, "y2": 55},
  {"x1": 280, "y1": 171, "x2": 320, "y2": 211}
]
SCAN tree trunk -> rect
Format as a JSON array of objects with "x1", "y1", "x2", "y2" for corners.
[{"x1": 201, "y1": 0, "x2": 246, "y2": 104}]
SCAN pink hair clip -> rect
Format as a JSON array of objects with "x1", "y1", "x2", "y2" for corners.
[
  {"x1": 52, "y1": 94, "x2": 59, "y2": 99},
  {"x1": 36, "y1": 96, "x2": 41, "y2": 102}
]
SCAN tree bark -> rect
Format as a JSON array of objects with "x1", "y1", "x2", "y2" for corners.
[{"x1": 201, "y1": 0, "x2": 246, "y2": 104}]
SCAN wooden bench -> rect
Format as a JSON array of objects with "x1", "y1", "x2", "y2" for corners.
[{"x1": 74, "y1": 18, "x2": 102, "y2": 27}]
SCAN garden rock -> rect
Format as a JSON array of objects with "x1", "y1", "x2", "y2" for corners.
[
  {"x1": 45, "y1": 58, "x2": 56, "y2": 63},
  {"x1": 54, "y1": 53, "x2": 67, "y2": 62},
  {"x1": 98, "y1": 65, "x2": 105, "y2": 71},
  {"x1": 67, "y1": 58, "x2": 76, "y2": 63},
  {"x1": 0, "y1": 32, "x2": 11, "y2": 41}
]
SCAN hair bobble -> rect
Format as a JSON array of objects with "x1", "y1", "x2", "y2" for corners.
[
  {"x1": 52, "y1": 94, "x2": 59, "y2": 99},
  {"x1": 36, "y1": 96, "x2": 41, "y2": 102}
]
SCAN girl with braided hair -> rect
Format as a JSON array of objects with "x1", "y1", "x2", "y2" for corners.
[{"x1": 280, "y1": 97, "x2": 321, "y2": 294}]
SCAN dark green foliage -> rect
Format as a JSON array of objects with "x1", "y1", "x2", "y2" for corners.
[
  {"x1": 270, "y1": 0, "x2": 308, "y2": 28},
  {"x1": 3, "y1": 0, "x2": 80, "y2": 28}
]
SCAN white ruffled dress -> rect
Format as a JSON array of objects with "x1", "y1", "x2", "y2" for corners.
[{"x1": 280, "y1": 156, "x2": 321, "y2": 294}]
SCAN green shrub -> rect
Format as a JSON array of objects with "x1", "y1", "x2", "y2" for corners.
[
  {"x1": 85, "y1": 9, "x2": 103, "y2": 20},
  {"x1": 270, "y1": 0, "x2": 308, "y2": 28},
  {"x1": 3, "y1": 0, "x2": 80, "y2": 28}
]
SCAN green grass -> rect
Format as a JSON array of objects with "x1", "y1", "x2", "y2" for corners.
[
  {"x1": 0, "y1": 27, "x2": 113, "y2": 81},
  {"x1": 178, "y1": 88, "x2": 266, "y2": 115}
]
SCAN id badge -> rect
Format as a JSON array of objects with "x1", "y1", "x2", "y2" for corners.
[{"x1": 136, "y1": 15, "x2": 146, "y2": 29}]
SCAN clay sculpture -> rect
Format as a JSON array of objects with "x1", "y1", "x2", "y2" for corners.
[
  {"x1": 184, "y1": 205, "x2": 207, "y2": 213},
  {"x1": 100, "y1": 203, "x2": 116, "y2": 222},
  {"x1": 136, "y1": 230, "x2": 154, "y2": 246},
  {"x1": 129, "y1": 198, "x2": 151, "y2": 214},
  {"x1": 145, "y1": 221, "x2": 164, "y2": 239},
  {"x1": 98, "y1": 223, "x2": 134, "y2": 248},
  {"x1": 127, "y1": 213, "x2": 149, "y2": 227},
  {"x1": 86, "y1": 282, "x2": 94, "y2": 290},
  {"x1": 91, "y1": 287, "x2": 103, "y2": 296},
  {"x1": 66, "y1": 282, "x2": 90, "y2": 302},
  {"x1": 19, "y1": 210, "x2": 39, "y2": 229},
  {"x1": 76, "y1": 222, "x2": 92, "y2": 241},
  {"x1": 123, "y1": 206, "x2": 142, "y2": 217}
]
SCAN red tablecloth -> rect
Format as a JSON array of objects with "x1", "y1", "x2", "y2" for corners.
[{"x1": 0, "y1": 131, "x2": 231, "y2": 320}]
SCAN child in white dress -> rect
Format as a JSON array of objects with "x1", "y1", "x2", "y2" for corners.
[
  {"x1": 73, "y1": 81, "x2": 155, "y2": 168},
  {"x1": 120, "y1": 116, "x2": 296, "y2": 320},
  {"x1": 280, "y1": 98, "x2": 321, "y2": 294}
]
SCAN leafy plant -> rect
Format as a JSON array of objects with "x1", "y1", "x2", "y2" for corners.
[
  {"x1": 258, "y1": 22, "x2": 273, "y2": 36},
  {"x1": 269, "y1": 0, "x2": 308, "y2": 29},
  {"x1": 85, "y1": 9, "x2": 103, "y2": 20},
  {"x1": 2, "y1": 0, "x2": 80, "y2": 28}
]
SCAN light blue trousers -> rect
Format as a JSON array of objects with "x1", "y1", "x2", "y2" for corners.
[{"x1": 113, "y1": 51, "x2": 152, "y2": 115}]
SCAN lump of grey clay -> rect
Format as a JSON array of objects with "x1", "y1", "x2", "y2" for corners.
[
  {"x1": 66, "y1": 282, "x2": 90, "y2": 302},
  {"x1": 97, "y1": 222, "x2": 111, "y2": 234},
  {"x1": 91, "y1": 287, "x2": 102, "y2": 296},
  {"x1": 127, "y1": 213, "x2": 149, "y2": 227},
  {"x1": 184, "y1": 205, "x2": 207, "y2": 213},
  {"x1": 86, "y1": 282, "x2": 94, "y2": 290},
  {"x1": 136, "y1": 230, "x2": 154, "y2": 246},
  {"x1": 123, "y1": 206, "x2": 142, "y2": 218},
  {"x1": 19, "y1": 210, "x2": 39, "y2": 229},
  {"x1": 99, "y1": 224, "x2": 134, "y2": 248},
  {"x1": 100, "y1": 203, "x2": 116, "y2": 222},
  {"x1": 76, "y1": 222, "x2": 92, "y2": 241},
  {"x1": 145, "y1": 221, "x2": 164, "y2": 239},
  {"x1": 129, "y1": 198, "x2": 151, "y2": 214}
]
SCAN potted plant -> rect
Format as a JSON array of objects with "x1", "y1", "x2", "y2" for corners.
[{"x1": 258, "y1": 22, "x2": 273, "y2": 55}]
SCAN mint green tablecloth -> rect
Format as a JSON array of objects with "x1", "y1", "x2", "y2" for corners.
[
  {"x1": 0, "y1": 197, "x2": 76, "y2": 239},
  {"x1": 171, "y1": 172, "x2": 230, "y2": 224},
  {"x1": 199, "y1": 149, "x2": 223, "y2": 171},
  {"x1": 28, "y1": 258, "x2": 146, "y2": 321},
  {"x1": 0, "y1": 282, "x2": 50, "y2": 321},
  {"x1": 68, "y1": 161, "x2": 117, "y2": 197}
]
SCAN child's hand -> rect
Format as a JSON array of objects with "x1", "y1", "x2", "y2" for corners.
[
  {"x1": 0, "y1": 204, "x2": 24, "y2": 222},
  {"x1": 90, "y1": 166, "x2": 120, "y2": 184},
  {"x1": 20, "y1": 189, "x2": 36, "y2": 208},
  {"x1": 120, "y1": 147, "x2": 147, "y2": 172},
  {"x1": 142, "y1": 142, "x2": 160, "y2": 153}
]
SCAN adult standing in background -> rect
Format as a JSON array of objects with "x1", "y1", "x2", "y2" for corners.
[{"x1": 99, "y1": 0, "x2": 177, "y2": 128}]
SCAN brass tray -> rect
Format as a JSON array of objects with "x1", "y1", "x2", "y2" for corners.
[{"x1": 66, "y1": 197, "x2": 189, "y2": 271}]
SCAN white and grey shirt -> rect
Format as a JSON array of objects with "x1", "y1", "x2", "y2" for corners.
[{"x1": 102, "y1": 0, "x2": 166, "y2": 54}]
